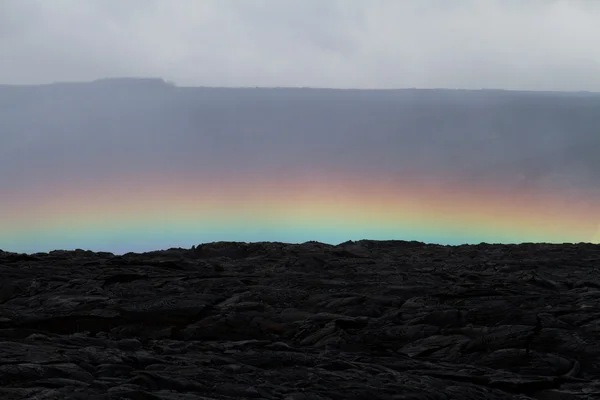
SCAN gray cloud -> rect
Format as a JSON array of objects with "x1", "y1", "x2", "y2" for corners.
[{"x1": 1, "y1": 0, "x2": 600, "y2": 90}]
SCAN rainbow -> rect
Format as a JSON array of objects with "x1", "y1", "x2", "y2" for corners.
[{"x1": 1, "y1": 171, "x2": 599, "y2": 254}]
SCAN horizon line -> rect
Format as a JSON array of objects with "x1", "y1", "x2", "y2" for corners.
[
  {"x1": 1, "y1": 77, "x2": 599, "y2": 95},
  {"x1": 2, "y1": 239, "x2": 598, "y2": 257}
]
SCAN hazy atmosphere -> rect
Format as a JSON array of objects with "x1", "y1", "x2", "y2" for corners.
[
  {"x1": 2, "y1": 0, "x2": 600, "y2": 254},
  {"x1": 2, "y1": 0, "x2": 600, "y2": 90}
]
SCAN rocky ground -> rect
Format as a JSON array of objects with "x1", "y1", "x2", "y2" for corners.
[{"x1": 1, "y1": 240, "x2": 600, "y2": 399}]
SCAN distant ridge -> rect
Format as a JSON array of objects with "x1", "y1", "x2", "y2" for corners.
[{"x1": 1, "y1": 77, "x2": 599, "y2": 95}]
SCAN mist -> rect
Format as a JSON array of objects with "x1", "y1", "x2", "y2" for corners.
[
  {"x1": 2, "y1": 79, "x2": 600, "y2": 198},
  {"x1": 2, "y1": 1, "x2": 600, "y2": 252}
]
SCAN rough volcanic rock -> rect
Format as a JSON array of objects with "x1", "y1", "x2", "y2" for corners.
[{"x1": 1, "y1": 240, "x2": 600, "y2": 399}]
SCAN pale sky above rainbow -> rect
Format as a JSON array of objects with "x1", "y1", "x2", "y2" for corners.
[{"x1": 3, "y1": 0, "x2": 600, "y2": 91}]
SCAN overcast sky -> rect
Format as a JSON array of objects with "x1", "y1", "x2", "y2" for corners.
[{"x1": 1, "y1": 0, "x2": 600, "y2": 90}]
